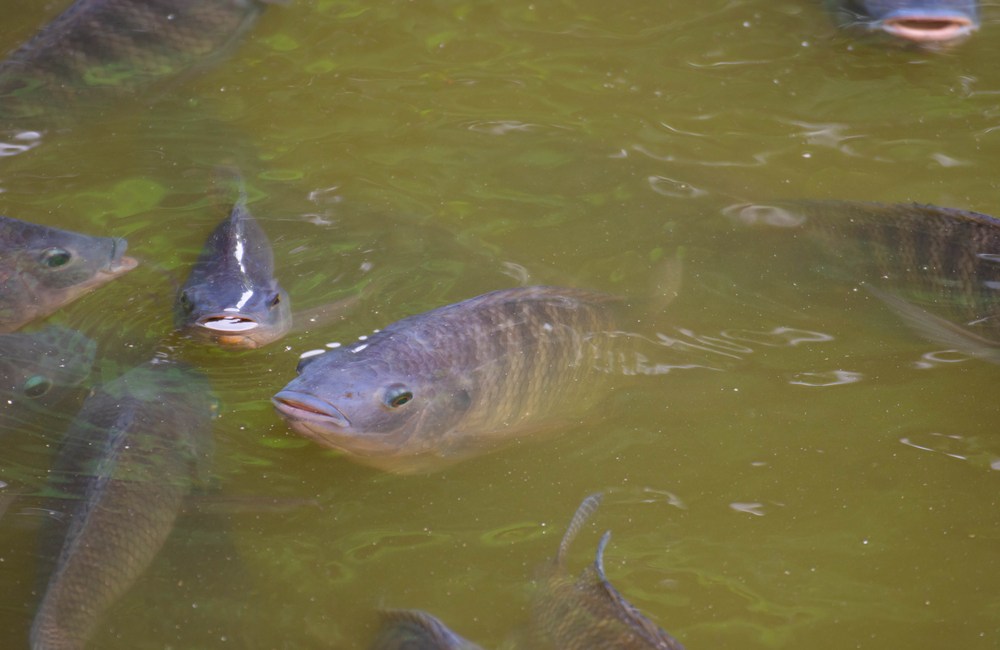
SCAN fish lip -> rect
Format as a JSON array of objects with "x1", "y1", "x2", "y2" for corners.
[
  {"x1": 105, "y1": 238, "x2": 138, "y2": 275},
  {"x1": 196, "y1": 314, "x2": 261, "y2": 333},
  {"x1": 272, "y1": 391, "x2": 351, "y2": 429},
  {"x1": 878, "y1": 13, "x2": 976, "y2": 43}
]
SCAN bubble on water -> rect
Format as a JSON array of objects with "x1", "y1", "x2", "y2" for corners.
[{"x1": 299, "y1": 349, "x2": 325, "y2": 359}]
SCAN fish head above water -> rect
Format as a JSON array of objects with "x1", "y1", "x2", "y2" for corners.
[
  {"x1": 272, "y1": 339, "x2": 474, "y2": 464},
  {"x1": 176, "y1": 281, "x2": 291, "y2": 349},
  {"x1": 827, "y1": 0, "x2": 979, "y2": 46},
  {"x1": 176, "y1": 200, "x2": 290, "y2": 348},
  {"x1": 0, "y1": 216, "x2": 137, "y2": 332}
]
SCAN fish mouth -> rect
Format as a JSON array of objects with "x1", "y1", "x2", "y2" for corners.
[
  {"x1": 105, "y1": 238, "x2": 138, "y2": 275},
  {"x1": 193, "y1": 314, "x2": 263, "y2": 348},
  {"x1": 879, "y1": 13, "x2": 976, "y2": 43},
  {"x1": 273, "y1": 390, "x2": 352, "y2": 429}
]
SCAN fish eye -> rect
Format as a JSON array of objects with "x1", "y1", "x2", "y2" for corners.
[
  {"x1": 40, "y1": 247, "x2": 72, "y2": 268},
  {"x1": 269, "y1": 293, "x2": 281, "y2": 308},
  {"x1": 178, "y1": 292, "x2": 193, "y2": 313},
  {"x1": 383, "y1": 384, "x2": 413, "y2": 409},
  {"x1": 23, "y1": 375, "x2": 52, "y2": 398}
]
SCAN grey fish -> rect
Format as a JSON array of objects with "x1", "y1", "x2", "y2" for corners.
[
  {"x1": 175, "y1": 182, "x2": 290, "y2": 349},
  {"x1": 528, "y1": 494, "x2": 685, "y2": 650},
  {"x1": 372, "y1": 609, "x2": 485, "y2": 650},
  {"x1": 730, "y1": 201, "x2": 1000, "y2": 362},
  {"x1": 0, "y1": 0, "x2": 278, "y2": 120},
  {"x1": 0, "y1": 215, "x2": 137, "y2": 333},
  {"x1": 822, "y1": 0, "x2": 978, "y2": 46},
  {"x1": 30, "y1": 359, "x2": 215, "y2": 650},
  {"x1": 272, "y1": 286, "x2": 625, "y2": 473},
  {"x1": 0, "y1": 326, "x2": 95, "y2": 435}
]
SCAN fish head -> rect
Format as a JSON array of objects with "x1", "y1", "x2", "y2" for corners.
[
  {"x1": 0, "y1": 217, "x2": 137, "y2": 329},
  {"x1": 0, "y1": 327, "x2": 95, "y2": 431},
  {"x1": 5, "y1": 223, "x2": 135, "y2": 291},
  {"x1": 176, "y1": 280, "x2": 291, "y2": 349},
  {"x1": 832, "y1": 0, "x2": 979, "y2": 46},
  {"x1": 272, "y1": 343, "x2": 473, "y2": 464}
]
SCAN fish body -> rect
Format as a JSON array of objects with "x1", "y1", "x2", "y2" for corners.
[
  {"x1": 529, "y1": 494, "x2": 684, "y2": 650},
  {"x1": 175, "y1": 184, "x2": 290, "y2": 349},
  {"x1": 0, "y1": 326, "x2": 95, "y2": 435},
  {"x1": 0, "y1": 215, "x2": 137, "y2": 333},
  {"x1": 0, "y1": 0, "x2": 273, "y2": 119},
  {"x1": 272, "y1": 286, "x2": 624, "y2": 473},
  {"x1": 30, "y1": 359, "x2": 215, "y2": 650},
  {"x1": 822, "y1": 0, "x2": 978, "y2": 46},
  {"x1": 372, "y1": 610, "x2": 484, "y2": 650},
  {"x1": 731, "y1": 201, "x2": 1000, "y2": 361}
]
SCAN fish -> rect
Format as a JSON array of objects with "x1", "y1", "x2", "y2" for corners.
[
  {"x1": 272, "y1": 286, "x2": 627, "y2": 473},
  {"x1": 0, "y1": 0, "x2": 278, "y2": 120},
  {"x1": 822, "y1": 0, "x2": 979, "y2": 46},
  {"x1": 729, "y1": 201, "x2": 1000, "y2": 362},
  {"x1": 0, "y1": 326, "x2": 95, "y2": 435},
  {"x1": 30, "y1": 359, "x2": 215, "y2": 650},
  {"x1": 175, "y1": 180, "x2": 290, "y2": 349},
  {"x1": 0, "y1": 215, "x2": 138, "y2": 333},
  {"x1": 528, "y1": 494, "x2": 685, "y2": 650},
  {"x1": 371, "y1": 609, "x2": 485, "y2": 650}
]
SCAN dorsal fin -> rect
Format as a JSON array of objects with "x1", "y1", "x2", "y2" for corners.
[{"x1": 557, "y1": 492, "x2": 603, "y2": 567}]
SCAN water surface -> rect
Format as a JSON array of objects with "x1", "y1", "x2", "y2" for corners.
[{"x1": 0, "y1": 1, "x2": 997, "y2": 648}]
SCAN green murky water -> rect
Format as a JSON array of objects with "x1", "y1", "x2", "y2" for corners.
[{"x1": 1, "y1": 1, "x2": 998, "y2": 648}]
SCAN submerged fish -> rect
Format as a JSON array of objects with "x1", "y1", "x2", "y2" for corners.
[
  {"x1": 372, "y1": 609, "x2": 484, "y2": 650},
  {"x1": 730, "y1": 201, "x2": 1000, "y2": 362},
  {"x1": 175, "y1": 182, "x2": 290, "y2": 349},
  {"x1": 822, "y1": 0, "x2": 979, "y2": 46},
  {"x1": 529, "y1": 494, "x2": 684, "y2": 650},
  {"x1": 0, "y1": 0, "x2": 277, "y2": 120},
  {"x1": 0, "y1": 215, "x2": 137, "y2": 333},
  {"x1": 0, "y1": 326, "x2": 95, "y2": 434},
  {"x1": 30, "y1": 359, "x2": 215, "y2": 650},
  {"x1": 272, "y1": 286, "x2": 626, "y2": 473}
]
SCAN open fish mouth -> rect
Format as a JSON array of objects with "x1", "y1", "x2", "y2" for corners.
[
  {"x1": 272, "y1": 391, "x2": 351, "y2": 429},
  {"x1": 105, "y1": 238, "x2": 139, "y2": 275},
  {"x1": 197, "y1": 315, "x2": 261, "y2": 333},
  {"x1": 194, "y1": 314, "x2": 262, "y2": 348},
  {"x1": 880, "y1": 13, "x2": 976, "y2": 43}
]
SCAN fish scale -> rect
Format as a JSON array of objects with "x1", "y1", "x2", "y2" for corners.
[
  {"x1": 733, "y1": 201, "x2": 1000, "y2": 346},
  {"x1": 31, "y1": 360, "x2": 214, "y2": 650}
]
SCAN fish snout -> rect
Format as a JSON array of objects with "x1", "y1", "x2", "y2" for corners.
[
  {"x1": 106, "y1": 238, "x2": 139, "y2": 275},
  {"x1": 879, "y1": 11, "x2": 976, "y2": 43},
  {"x1": 272, "y1": 391, "x2": 352, "y2": 429}
]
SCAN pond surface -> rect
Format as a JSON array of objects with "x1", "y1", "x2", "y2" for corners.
[{"x1": 0, "y1": 1, "x2": 998, "y2": 648}]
